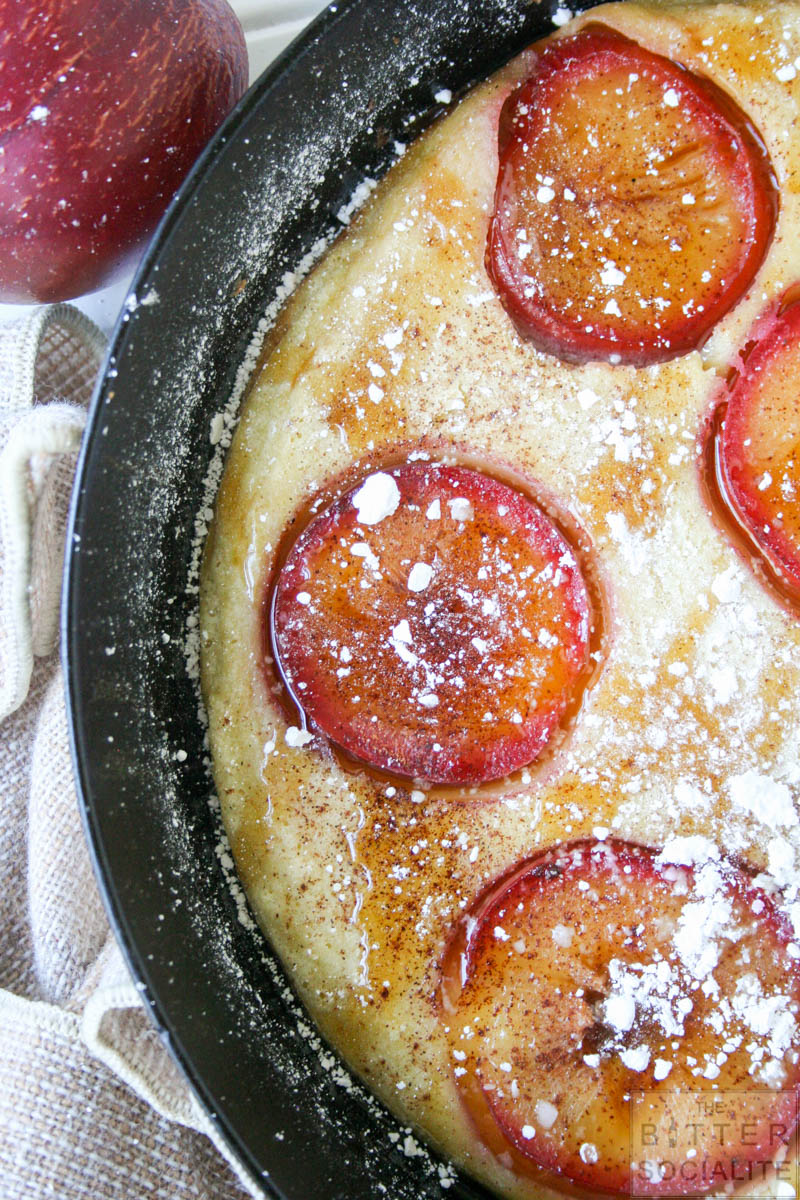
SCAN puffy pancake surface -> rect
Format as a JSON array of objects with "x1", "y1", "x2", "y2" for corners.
[{"x1": 200, "y1": 5, "x2": 800, "y2": 1197}]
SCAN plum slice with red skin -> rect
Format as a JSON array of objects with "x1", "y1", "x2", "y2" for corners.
[
  {"x1": 487, "y1": 26, "x2": 777, "y2": 366},
  {"x1": 716, "y1": 297, "x2": 800, "y2": 603},
  {"x1": 440, "y1": 838, "x2": 800, "y2": 1196},
  {"x1": 271, "y1": 462, "x2": 592, "y2": 785}
]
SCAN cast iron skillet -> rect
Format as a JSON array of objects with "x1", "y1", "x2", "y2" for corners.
[{"x1": 64, "y1": 1, "x2": 602, "y2": 1196}]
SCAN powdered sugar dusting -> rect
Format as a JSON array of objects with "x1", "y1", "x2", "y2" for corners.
[
  {"x1": 184, "y1": 0, "x2": 800, "y2": 1194},
  {"x1": 352, "y1": 472, "x2": 401, "y2": 524}
]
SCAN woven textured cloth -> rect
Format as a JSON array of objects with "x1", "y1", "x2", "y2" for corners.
[{"x1": 0, "y1": 306, "x2": 261, "y2": 1200}]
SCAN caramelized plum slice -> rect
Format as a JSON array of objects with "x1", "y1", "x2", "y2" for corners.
[
  {"x1": 271, "y1": 463, "x2": 592, "y2": 785},
  {"x1": 717, "y1": 298, "x2": 800, "y2": 602},
  {"x1": 487, "y1": 26, "x2": 777, "y2": 366},
  {"x1": 440, "y1": 839, "x2": 800, "y2": 1195}
]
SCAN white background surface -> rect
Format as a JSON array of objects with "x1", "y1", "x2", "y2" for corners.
[{"x1": 0, "y1": 0, "x2": 329, "y2": 332}]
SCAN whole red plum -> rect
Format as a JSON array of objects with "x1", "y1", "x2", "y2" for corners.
[{"x1": 0, "y1": 0, "x2": 248, "y2": 302}]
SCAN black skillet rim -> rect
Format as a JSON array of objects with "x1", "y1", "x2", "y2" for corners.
[{"x1": 62, "y1": 1, "x2": 596, "y2": 1196}]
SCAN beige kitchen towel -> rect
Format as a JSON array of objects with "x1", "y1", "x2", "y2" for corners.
[{"x1": 0, "y1": 306, "x2": 261, "y2": 1200}]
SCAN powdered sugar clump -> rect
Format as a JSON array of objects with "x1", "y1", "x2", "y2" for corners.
[
  {"x1": 352, "y1": 472, "x2": 401, "y2": 524},
  {"x1": 728, "y1": 770, "x2": 798, "y2": 828},
  {"x1": 407, "y1": 562, "x2": 434, "y2": 592},
  {"x1": 285, "y1": 726, "x2": 314, "y2": 748}
]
